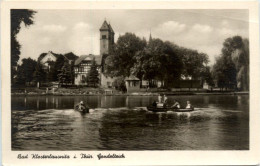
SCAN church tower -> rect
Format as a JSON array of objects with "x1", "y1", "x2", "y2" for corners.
[{"x1": 99, "y1": 20, "x2": 115, "y2": 55}]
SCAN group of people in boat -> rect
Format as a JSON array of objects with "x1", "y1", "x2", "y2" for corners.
[{"x1": 152, "y1": 94, "x2": 193, "y2": 109}]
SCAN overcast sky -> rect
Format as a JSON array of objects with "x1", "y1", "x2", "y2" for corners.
[{"x1": 17, "y1": 9, "x2": 249, "y2": 65}]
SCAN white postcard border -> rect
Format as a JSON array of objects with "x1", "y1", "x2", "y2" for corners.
[{"x1": 1, "y1": 1, "x2": 260, "y2": 165}]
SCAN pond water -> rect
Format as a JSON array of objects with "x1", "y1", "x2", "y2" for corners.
[{"x1": 11, "y1": 95, "x2": 249, "y2": 150}]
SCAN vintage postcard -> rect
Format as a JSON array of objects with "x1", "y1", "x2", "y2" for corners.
[{"x1": 1, "y1": 1, "x2": 260, "y2": 165}]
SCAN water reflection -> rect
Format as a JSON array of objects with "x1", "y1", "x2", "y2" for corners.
[{"x1": 11, "y1": 95, "x2": 249, "y2": 150}]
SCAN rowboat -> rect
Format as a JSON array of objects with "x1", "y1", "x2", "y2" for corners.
[
  {"x1": 74, "y1": 104, "x2": 89, "y2": 113},
  {"x1": 147, "y1": 105, "x2": 194, "y2": 113}
]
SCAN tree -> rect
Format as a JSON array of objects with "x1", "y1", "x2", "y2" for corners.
[
  {"x1": 213, "y1": 36, "x2": 249, "y2": 91},
  {"x1": 163, "y1": 42, "x2": 183, "y2": 84},
  {"x1": 180, "y1": 48, "x2": 209, "y2": 80},
  {"x1": 16, "y1": 58, "x2": 37, "y2": 86},
  {"x1": 87, "y1": 59, "x2": 100, "y2": 87},
  {"x1": 58, "y1": 61, "x2": 73, "y2": 86},
  {"x1": 201, "y1": 66, "x2": 214, "y2": 86},
  {"x1": 230, "y1": 37, "x2": 249, "y2": 91},
  {"x1": 104, "y1": 32, "x2": 146, "y2": 77},
  {"x1": 11, "y1": 9, "x2": 36, "y2": 84},
  {"x1": 33, "y1": 63, "x2": 46, "y2": 88},
  {"x1": 52, "y1": 55, "x2": 65, "y2": 81},
  {"x1": 15, "y1": 65, "x2": 25, "y2": 86},
  {"x1": 113, "y1": 76, "x2": 127, "y2": 92},
  {"x1": 212, "y1": 55, "x2": 237, "y2": 90},
  {"x1": 131, "y1": 40, "x2": 183, "y2": 87}
]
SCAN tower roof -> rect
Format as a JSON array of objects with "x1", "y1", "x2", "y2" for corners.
[
  {"x1": 108, "y1": 23, "x2": 114, "y2": 34},
  {"x1": 100, "y1": 20, "x2": 110, "y2": 31},
  {"x1": 100, "y1": 20, "x2": 114, "y2": 33}
]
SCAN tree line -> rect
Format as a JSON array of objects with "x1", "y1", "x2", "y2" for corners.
[
  {"x1": 104, "y1": 33, "x2": 249, "y2": 91},
  {"x1": 14, "y1": 54, "x2": 74, "y2": 87},
  {"x1": 104, "y1": 33, "x2": 211, "y2": 89},
  {"x1": 14, "y1": 52, "x2": 100, "y2": 88}
]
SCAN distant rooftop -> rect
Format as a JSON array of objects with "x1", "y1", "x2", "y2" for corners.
[
  {"x1": 125, "y1": 75, "x2": 140, "y2": 81},
  {"x1": 74, "y1": 54, "x2": 102, "y2": 66}
]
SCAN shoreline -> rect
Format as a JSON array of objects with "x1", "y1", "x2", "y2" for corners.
[{"x1": 11, "y1": 91, "x2": 249, "y2": 96}]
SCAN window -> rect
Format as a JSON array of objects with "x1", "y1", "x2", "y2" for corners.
[
  {"x1": 79, "y1": 67, "x2": 84, "y2": 72},
  {"x1": 102, "y1": 35, "x2": 106, "y2": 39},
  {"x1": 82, "y1": 75, "x2": 85, "y2": 80}
]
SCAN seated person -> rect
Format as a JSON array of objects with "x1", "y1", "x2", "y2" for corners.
[
  {"x1": 163, "y1": 95, "x2": 168, "y2": 104},
  {"x1": 152, "y1": 100, "x2": 157, "y2": 107},
  {"x1": 163, "y1": 95, "x2": 168, "y2": 108},
  {"x1": 78, "y1": 101, "x2": 86, "y2": 110},
  {"x1": 186, "y1": 101, "x2": 193, "y2": 109},
  {"x1": 171, "y1": 100, "x2": 180, "y2": 109},
  {"x1": 158, "y1": 94, "x2": 163, "y2": 103}
]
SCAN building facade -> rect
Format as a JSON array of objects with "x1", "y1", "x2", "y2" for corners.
[
  {"x1": 73, "y1": 20, "x2": 116, "y2": 87},
  {"x1": 38, "y1": 51, "x2": 60, "y2": 71},
  {"x1": 38, "y1": 51, "x2": 78, "y2": 71},
  {"x1": 37, "y1": 21, "x2": 116, "y2": 87},
  {"x1": 125, "y1": 76, "x2": 141, "y2": 93},
  {"x1": 74, "y1": 55, "x2": 101, "y2": 85}
]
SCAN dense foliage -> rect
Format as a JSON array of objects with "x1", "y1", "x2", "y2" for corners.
[
  {"x1": 33, "y1": 63, "x2": 46, "y2": 87},
  {"x1": 104, "y1": 33, "x2": 147, "y2": 77},
  {"x1": 104, "y1": 32, "x2": 209, "y2": 88},
  {"x1": 15, "y1": 58, "x2": 37, "y2": 86},
  {"x1": 212, "y1": 36, "x2": 249, "y2": 91},
  {"x1": 11, "y1": 9, "x2": 36, "y2": 84},
  {"x1": 15, "y1": 53, "x2": 76, "y2": 87},
  {"x1": 86, "y1": 59, "x2": 100, "y2": 87},
  {"x1": 113, "y1": 76, "x2": 127, "y2": 92},
  {"x1": 58, "y1": 61, "x2": 73, "y2": 86}
]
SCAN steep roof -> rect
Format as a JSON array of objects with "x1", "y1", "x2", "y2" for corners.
[
  {"x1": 108, "y1": 23, "x2": 114, "y2": 34},
  {"x1": 100, "y1": 20, "x2": 114, "y2": 33},
  {"x1": 75, "y1": 54, "x2": 102, "y2": 66},
  {"x1": 125, "y1": 75, "x2": 140, "y2": 81},
  {"x1": 38, "y1": 53, "x2": 47, "y2": 62},
  {"x1": 38, "y1": 51, "x2": 61, "y2": 62},
  {"x1": 63, "y1": 52, "x2": 78, "y2": 61},
  {"x1": 100, "y1": 20, "x2": 110, "y2": 31}
]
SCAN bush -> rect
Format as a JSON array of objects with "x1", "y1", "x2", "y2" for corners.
[{"x1": 113, "y1": 76, "x2": 127, "y2": 92}]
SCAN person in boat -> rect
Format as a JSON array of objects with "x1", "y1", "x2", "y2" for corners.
[
  {"x1": 185, "y1": 101, "x2": 193, "y2": 109},
  {"x1": 158, "y1": 94, "x2": 163, "y2": 103},
  {"x1": 163, "y1": 94, "x2": 168, "y2": 107},
  {"x1": 163, "y1": 95, "x2": 168, "y2": 103},
  {"x1": 171, "y1": 100, "x2": 180, "y2": 109},
  {"x1": 152, "y1": 100, "x2": 157, "y2": 107},
  {"x1": 78, "y1": 101, "x2": 86, "y2": 111}
]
